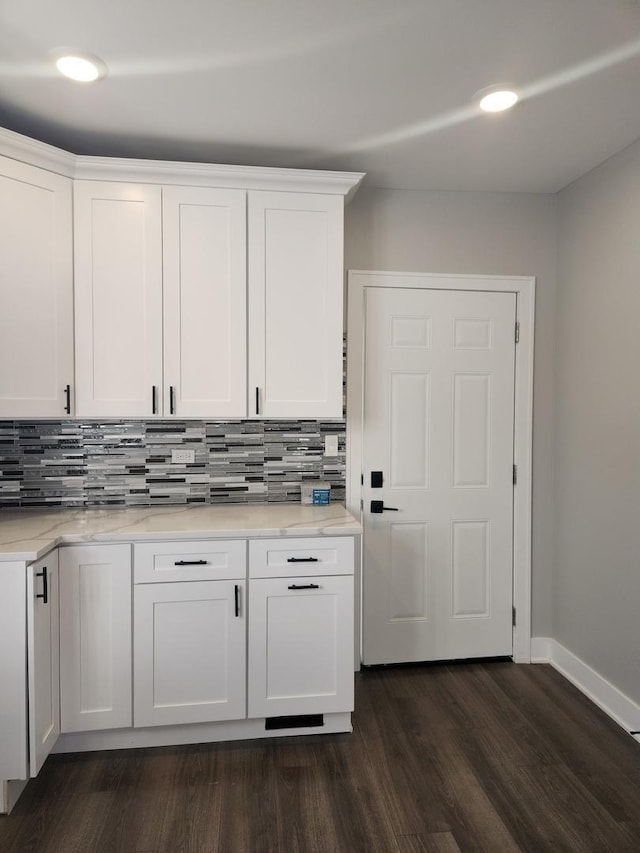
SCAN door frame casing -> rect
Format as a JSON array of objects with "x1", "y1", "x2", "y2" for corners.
[{"x1": 346, "y1": 271, "x2": 535, "y2": 664}]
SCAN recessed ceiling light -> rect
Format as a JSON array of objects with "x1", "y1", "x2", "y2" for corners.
[
  {"x1": 54, "y1": 51, "x2": 107, "y2": 82},
  {"x1": 478, "y1": 89, "x2": 519, "y2": 113}
]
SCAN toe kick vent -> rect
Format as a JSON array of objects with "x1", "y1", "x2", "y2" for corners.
[{"x1": 265, "y1": 714, "x2": 324, "y2": 731}]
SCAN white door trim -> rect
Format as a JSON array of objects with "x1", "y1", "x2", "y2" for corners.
[{"x1": 346, "y1": 271, "x2": 535, "y2": 664}]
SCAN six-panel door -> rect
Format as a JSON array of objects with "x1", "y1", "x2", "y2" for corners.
[
  {"x1": 134, "y1": 580, "x2": 246, "y2": 727},
  {"x1": 362, "y1": 286, "x2": 517, "y2": 664}
]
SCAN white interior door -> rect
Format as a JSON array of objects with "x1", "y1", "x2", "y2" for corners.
[{"x1": 362, "y1": 287, "x2": 516, "y2": 664}]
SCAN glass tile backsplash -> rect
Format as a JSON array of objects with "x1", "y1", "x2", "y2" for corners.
[{"x1": 0, "y1": 419, "x2": 346, "y2": 508}]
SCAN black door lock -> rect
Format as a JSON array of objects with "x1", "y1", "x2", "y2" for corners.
[{"x1": 371, "y1": 471, "x2": 383, "y2": 488}]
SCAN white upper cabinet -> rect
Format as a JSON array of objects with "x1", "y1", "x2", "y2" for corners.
[
  {"x1": 74, "y1": 183, "x2": 348, "y2": 420},
  {"x1": 0, "y1": 156, "x2": 73, "y2": 417},
  {"x1": 74, "y1": 181, "x2": 163, "y2": 417},
  {"x1": 163, "y1": 186, "x2": 247, "y2": 418},
  {"x1": 248, "y1": 191, "x2": 344, "y2": 419},
  {"x1": 1, "y1": 125, "x2": 363, "y2": 420}
]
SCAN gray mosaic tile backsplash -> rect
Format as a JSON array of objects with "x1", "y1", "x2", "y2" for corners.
[{"x1": 0, "y1": 419, "x2": 346, "y2": 508}]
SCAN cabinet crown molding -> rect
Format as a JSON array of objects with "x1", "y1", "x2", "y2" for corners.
[
  {"x1": 0, "y1": 127, "x2": 76, "y2": 177},
  {"x1": 0, "y1": 126, "x2": 365, "y2": 200}
]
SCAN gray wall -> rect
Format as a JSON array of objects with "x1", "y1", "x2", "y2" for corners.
[
  {"x1": 345, "y1": 188, "x2": 558, "y2": 636},
  {"x1": 556, "y1": 141, "x2": 640, "y2": 704}
]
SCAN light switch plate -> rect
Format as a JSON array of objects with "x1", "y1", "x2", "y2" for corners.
[
  {"x1": 171, "y1": 448, "x2": 195, "y2": 464},
  {"x1": 324, "y1": 435, "x2": 339, "y2": 456}
]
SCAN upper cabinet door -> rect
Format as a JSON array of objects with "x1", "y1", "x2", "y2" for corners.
[
  {"x1": 74, "y1": 181, "x2": 163, "y2": 417},
  {"x1": 0, "y1": 157, "x2": 73, "y2": 417},
  {"x1": 248, "y1": 191, "x2": 344, "y2": 419},
  {"x1": 163, "y1": 186, "x2": 247, "y2": 418}
]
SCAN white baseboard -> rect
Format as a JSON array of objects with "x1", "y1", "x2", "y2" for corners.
[
  {"x1": 531, "y1": 636, "x2": 640, "y2": 742},
  {"x1": 530, "y1": 636, "x2": 553, "y2": 663}
]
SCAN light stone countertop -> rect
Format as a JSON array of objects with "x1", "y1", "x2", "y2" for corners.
[{"x1": 0, "y1": 503, "x2": 362, "y2": 562}]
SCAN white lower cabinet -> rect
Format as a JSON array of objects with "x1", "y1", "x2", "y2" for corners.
[
  {"x1": 132, "y1": 539, "x2": 247, "y2": 727},
  {"x1": 248, "y1": 575, "x2": 354, "y2": 718},
  {"x1": 0, "y1": 529, "x2": 357, "y2": 813},
  {"x1": 248, "y1": 537, "x2": 355, "y2": 719},
  {"x1": 59, "y1": 544, "x2": 132, "y2": 732},
  {"x1": 27, "y1": 552, "x2": 60, "y2": 776},
  {"x1": 133, "y1": 580, "x2": 246, "y2": 726}
]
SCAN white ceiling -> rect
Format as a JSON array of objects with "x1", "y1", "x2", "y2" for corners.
[{"x1": 2, "y1": 0, "x2": 640, "y2": 193}]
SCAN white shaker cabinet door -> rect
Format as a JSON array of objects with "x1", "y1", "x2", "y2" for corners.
[
  {"x1": 59, "y1": 544, "x2": 132, "y2": 732},
  {"x1": 27, "y1": 552, "x2": 60, "y2": 776},
  {"x1": 0, "y1": 157, "x2": 73, "y2": 417},
  {"x1": 74, "y1": 181, "x2": 163, "y2": 417},
  {"x1": 134, "y1": 580, "x2": 246, "y2": 727},
  {"x1": 248, "y1": 575, "x2": 354, "y2": 718},
  {"x1": 248, "y1": 191, "x2": 344, "y2": 419},
  {"x1": 163, "y1": 186, "x2": 247, "y2": 418}
]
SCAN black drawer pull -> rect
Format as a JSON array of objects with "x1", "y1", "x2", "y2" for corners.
[
  {"x1": 234, "y1": 584, "x2": 240, "y2": 617},
  {"x1": 174, "y1": 559, "x2": 209, "y2": 566},
  {"x1": 36, "y1": 568, "x2": 48, "y2": 604},
  {"x1": 288, "y1": 583, "x2": 320, "y2": 590},
  {"x1": 286, "y1": 557, "x2": 319, "y2": 563}
]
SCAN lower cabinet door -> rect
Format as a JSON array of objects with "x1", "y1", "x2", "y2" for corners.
[
  {"x1": 59, "y1": 544, "x2": 132, "y2": 732},
  {"x1": 248, "y1": 575, "x2": 354, "y2": 719},
  {"x1": 134, "y1": 580, "x2": 246, "y2": 727},
  {"x1": 27, "y1": 552, "x2": 60, "y2": 776}
]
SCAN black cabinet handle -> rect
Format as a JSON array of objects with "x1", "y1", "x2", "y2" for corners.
[
  {"x1": 288, "y1": 583, "x2": 320, "y2": 590},
  {"x1": 169, "y1": 386, "x2": 176, "y2": 415},
  {"x1": 64, "y1": 384, "x2": 71, "y2": 414},
  {"x1": 234, "y1": 584, "x2": 240, "y2": 617},
  {"x1": 370, "y1": 501, "x2": 399, "y2": 513},
  {"x1": 174, "y1": 559, "x2": 209, "y2": 566},
  {"x1": 152, "y1": 385, "x2": 157, "y2": 415},
  {"x1": 287, "y1": 557, "x2": 319, "y2": 563},
  {"x1": 36, "y1": 567, "x2": 48, "y2": 604},
  {"x1": 255, "y1": 386, "x2": 260, "y2": 416}
]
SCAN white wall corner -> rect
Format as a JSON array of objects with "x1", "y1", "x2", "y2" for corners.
[{"x1": 532, "y1": 637, "x2": 640, "y2": 740}]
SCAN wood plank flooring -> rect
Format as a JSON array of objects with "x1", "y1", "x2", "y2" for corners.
[{"x1": 2, "y1": 662, "x2": 640, "y2": 852}]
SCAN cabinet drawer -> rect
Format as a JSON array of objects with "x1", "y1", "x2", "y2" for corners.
[
  {"x1": 249, "y1": 537, "x2": 354, "y2": 579},
  {"x1": 134, "y1": 540, "x2": 246, "y2": 583}
]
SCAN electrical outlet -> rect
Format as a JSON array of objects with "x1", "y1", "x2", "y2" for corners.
[
  {"x1": 171, "y1": 448, "x2": 195, "y2": 464},
  {"x1": 324, "y1": 435, "x2": 339, "y2": 456}
]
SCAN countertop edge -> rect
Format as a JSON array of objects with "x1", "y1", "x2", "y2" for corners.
[{"x1": 0, "y1": 506, "x2": 362, "y2": 563}]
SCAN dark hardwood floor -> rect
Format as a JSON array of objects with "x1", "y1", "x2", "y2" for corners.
[{"x1": 2, "y1": 662, "x2": 640, "y2": 853}]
